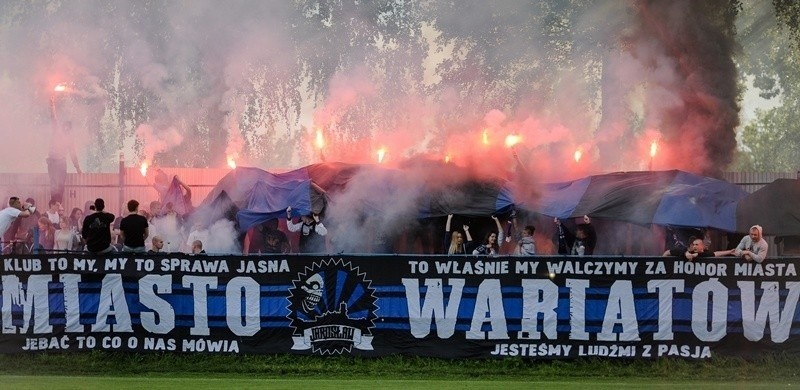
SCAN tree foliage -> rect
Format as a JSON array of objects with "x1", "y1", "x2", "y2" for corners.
[
  {"x1": 1, "y1": 0, "x2": 796, "y2": 173},
  {"x1": 735, "y1": 0, "x2": 800, "y2": 172}
]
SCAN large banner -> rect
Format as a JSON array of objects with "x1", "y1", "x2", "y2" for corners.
[{"x1": 0, "y1": 254, "x2": 798, "y2": 359}]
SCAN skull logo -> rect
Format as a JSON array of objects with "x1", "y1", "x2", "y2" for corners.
[{"x1": 300, "y1": 273, "x2": 324, "y2": 313}]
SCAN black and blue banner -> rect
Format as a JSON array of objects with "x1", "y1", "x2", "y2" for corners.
[{"x1": 0, "y1": 254, "x2": 798, "y2": 359}]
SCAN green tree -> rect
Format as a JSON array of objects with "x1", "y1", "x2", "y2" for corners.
[{"x1": 735, "y1": 0, "x2": 800, "y2": 172}]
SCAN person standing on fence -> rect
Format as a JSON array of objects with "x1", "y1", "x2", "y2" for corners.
[
  {"x1": 48, "y1": 95, "x2": 82, "y2": 204},
  {"x1": 0, "y1": 197, "x2": 34, "y2": 238},
  {"x1": 120, "y1": 200, "x2": 149, "y2": 253},
  {"x1": 81, "y1": 198, "x2": 115, "y2": 254}
]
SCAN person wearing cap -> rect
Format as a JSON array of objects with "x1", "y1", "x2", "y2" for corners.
[
  {"x1": 734, "y1": 225, "x2": 768, "y2": 263},
  {"x1": 81, "y1": 198, "x2": 115, "y2": 254}
]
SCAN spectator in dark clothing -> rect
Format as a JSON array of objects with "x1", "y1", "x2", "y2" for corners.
[
  {"x1": 148, "y1": 236, "x2": 164, "y2": 253},
  {"x1": 191, "y1": 240, "x2": 206, "y2": 254},
  {"x1": 472, "y1": 216, "x2": 504, "y2": 256},
  {"x1": 120, "y1": 200, "x2": 149, "y2": 253},
  {"x1": 444, "y1": 214, "x2": 473, "y2": 254},
  {"x1": 81, "y1": 198, "x2": 115, "y2": 254},
  {"x1": 244, "y1": 219, "x2": 289, "y2": 254},
  {"x1": 263, "y1": 224, "x2": 290, "y2": 254},
  {"x1": 663, "y1": 236, "x2": 732, "y2": 260},
  {"x1": 554, "y1": 215, "x2": 597, "y2": 256},
  {"x1": 36, "y1": 217, "x2": 56, "y2": 252},
  {"x1": 665, "y1": 226, "x2": 704, "y2": 252}
]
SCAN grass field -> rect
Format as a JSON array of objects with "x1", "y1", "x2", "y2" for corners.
[
  {"x1": 1, "y1": 352, "x2": 798, "y2": 388},
  {"x1": 1, "y1": 376, "x2": 796, "y2": 389}
]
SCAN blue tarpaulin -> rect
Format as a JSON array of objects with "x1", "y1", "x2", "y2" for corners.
[{"x1": 534, "y1": 170, "x2": 748, "y2": 231}]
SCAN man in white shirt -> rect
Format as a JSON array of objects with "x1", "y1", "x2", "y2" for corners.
[
  {"x1": 45, "y1": 199, "x2": 63, "y2": 227},
  {"x1": 0, "y1": 197, "x2": 34, "y2": 239},
  {"x1": 286, "y1": 207, "x2": 327, "y2": 253}
]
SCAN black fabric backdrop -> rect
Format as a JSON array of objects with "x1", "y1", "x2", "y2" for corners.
[{"x1": 0, "y1": 253, "x2": 797, "y2": 359}]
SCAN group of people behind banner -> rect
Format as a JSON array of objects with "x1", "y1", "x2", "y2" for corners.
[{"x1": 0, "y1": 187, "x2": 774, "y2": 262}]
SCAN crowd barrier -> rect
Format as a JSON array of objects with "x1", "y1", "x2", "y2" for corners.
[{"x1": 0, "y1": 253, "x2": 797, "y2": 359}]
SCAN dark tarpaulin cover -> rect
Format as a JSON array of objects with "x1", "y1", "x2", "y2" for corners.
[
  {"x1": 535, "y1": 170, "x2": 747, "y2": 231},
  {"x1": 419, "y1": 181, "x2": 514, "y2": 218},
  {"x1": 736, "y1": 179, "x2": 800, "y2": 235},
  {"x1": 201, "y1": 190, "x2": 238, "y2": 225},
  {"x1": 307, "y1": 162, "x2": 515, "y2": 218},
  {"x1": 305, "y1": 162, "x2": 366, "y2": 195}
]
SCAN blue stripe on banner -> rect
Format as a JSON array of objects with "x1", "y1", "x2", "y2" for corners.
[{"x1": 2, "y1": 254, "x2": 800, "y2": 358}]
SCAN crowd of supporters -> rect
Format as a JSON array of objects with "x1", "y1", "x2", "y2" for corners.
[{"x1": 0, "y1": 188, "x2": 775, "y2": 263}]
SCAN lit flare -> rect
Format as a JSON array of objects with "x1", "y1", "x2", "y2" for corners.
[
  {"x1": 482, "y1": 129, "x2": 490, "y2": 145},
  {"x1": 574, "y1": 148, "x2": 582, "y2": 163},
  {"x1": 314, "y1": 129, "x2": 325, "y2": 149},
  {"x1": 377, "y1": 147, "x2": 387, "y2": 164},
  {"x1": 650, "y1": 140, "x2": 658, "y2": 158},
  {"x1": 54, "y1": 84, "x2": 66, "y2": 92},
  {"x1": 140, "y1": 162, "x2": 148, "y2": 177},
  {"x1": 504, "y1": 134, "x2": 521, "y2": 148},
  {"x1": 227, "y1": 156, "x2": 237, "y2": 169}
]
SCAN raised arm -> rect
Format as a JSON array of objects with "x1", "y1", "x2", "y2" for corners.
[
  {"x1": 313, "y1": 214, "x2": 327, "y2": 236},
  {"x1": 492, "y1": 215, "x2": 504, "y2": 243},
  {"x1": 286, "y1": 207, "x2": 301, "y2": 232},
  {"x1": 463, "y1": 224, "x2": 473, "y2": 242},
  {"x1": 176, "y1": 175, "x2": 192, "y2": 201}
]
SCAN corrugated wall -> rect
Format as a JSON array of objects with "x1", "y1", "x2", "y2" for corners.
[
  {"x1": 0, "y1": 168, "x2": 232, "y2": 216},
  {"x1": 721, "y1": 171, "x2": 799, "y2": 193}
]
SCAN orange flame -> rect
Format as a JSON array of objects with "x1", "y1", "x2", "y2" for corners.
[
  {"x1": 574, "y1": 148, "x2": 582, "y2": 163},
  {"x1": 227, "y1": 156, "x2": 237, "y2": 169},
  {"x1": 377, "y1": 147, "x2": 387, "y2": 164},
  {"x1": 482, "y1": 129, "x2": 490, "y2": 145},
  {"x1": 54, "y1": 84, "x2": 66, "y2": 92},
  {"x1": 444, "y1": 154, "x2": 451, "y2": 164},
  {"x1": 314, "y1": 129, "x2": 325, "y2": 149},
  {"x1": 504, "y1": 134, "x2": 521, "y2": 148},
  {"x1": 140, "y1": 162, "x2": 148, "y2": 177},
  {"x1": 650, "y1": 140, "x2": 658, "y2": 158}
]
